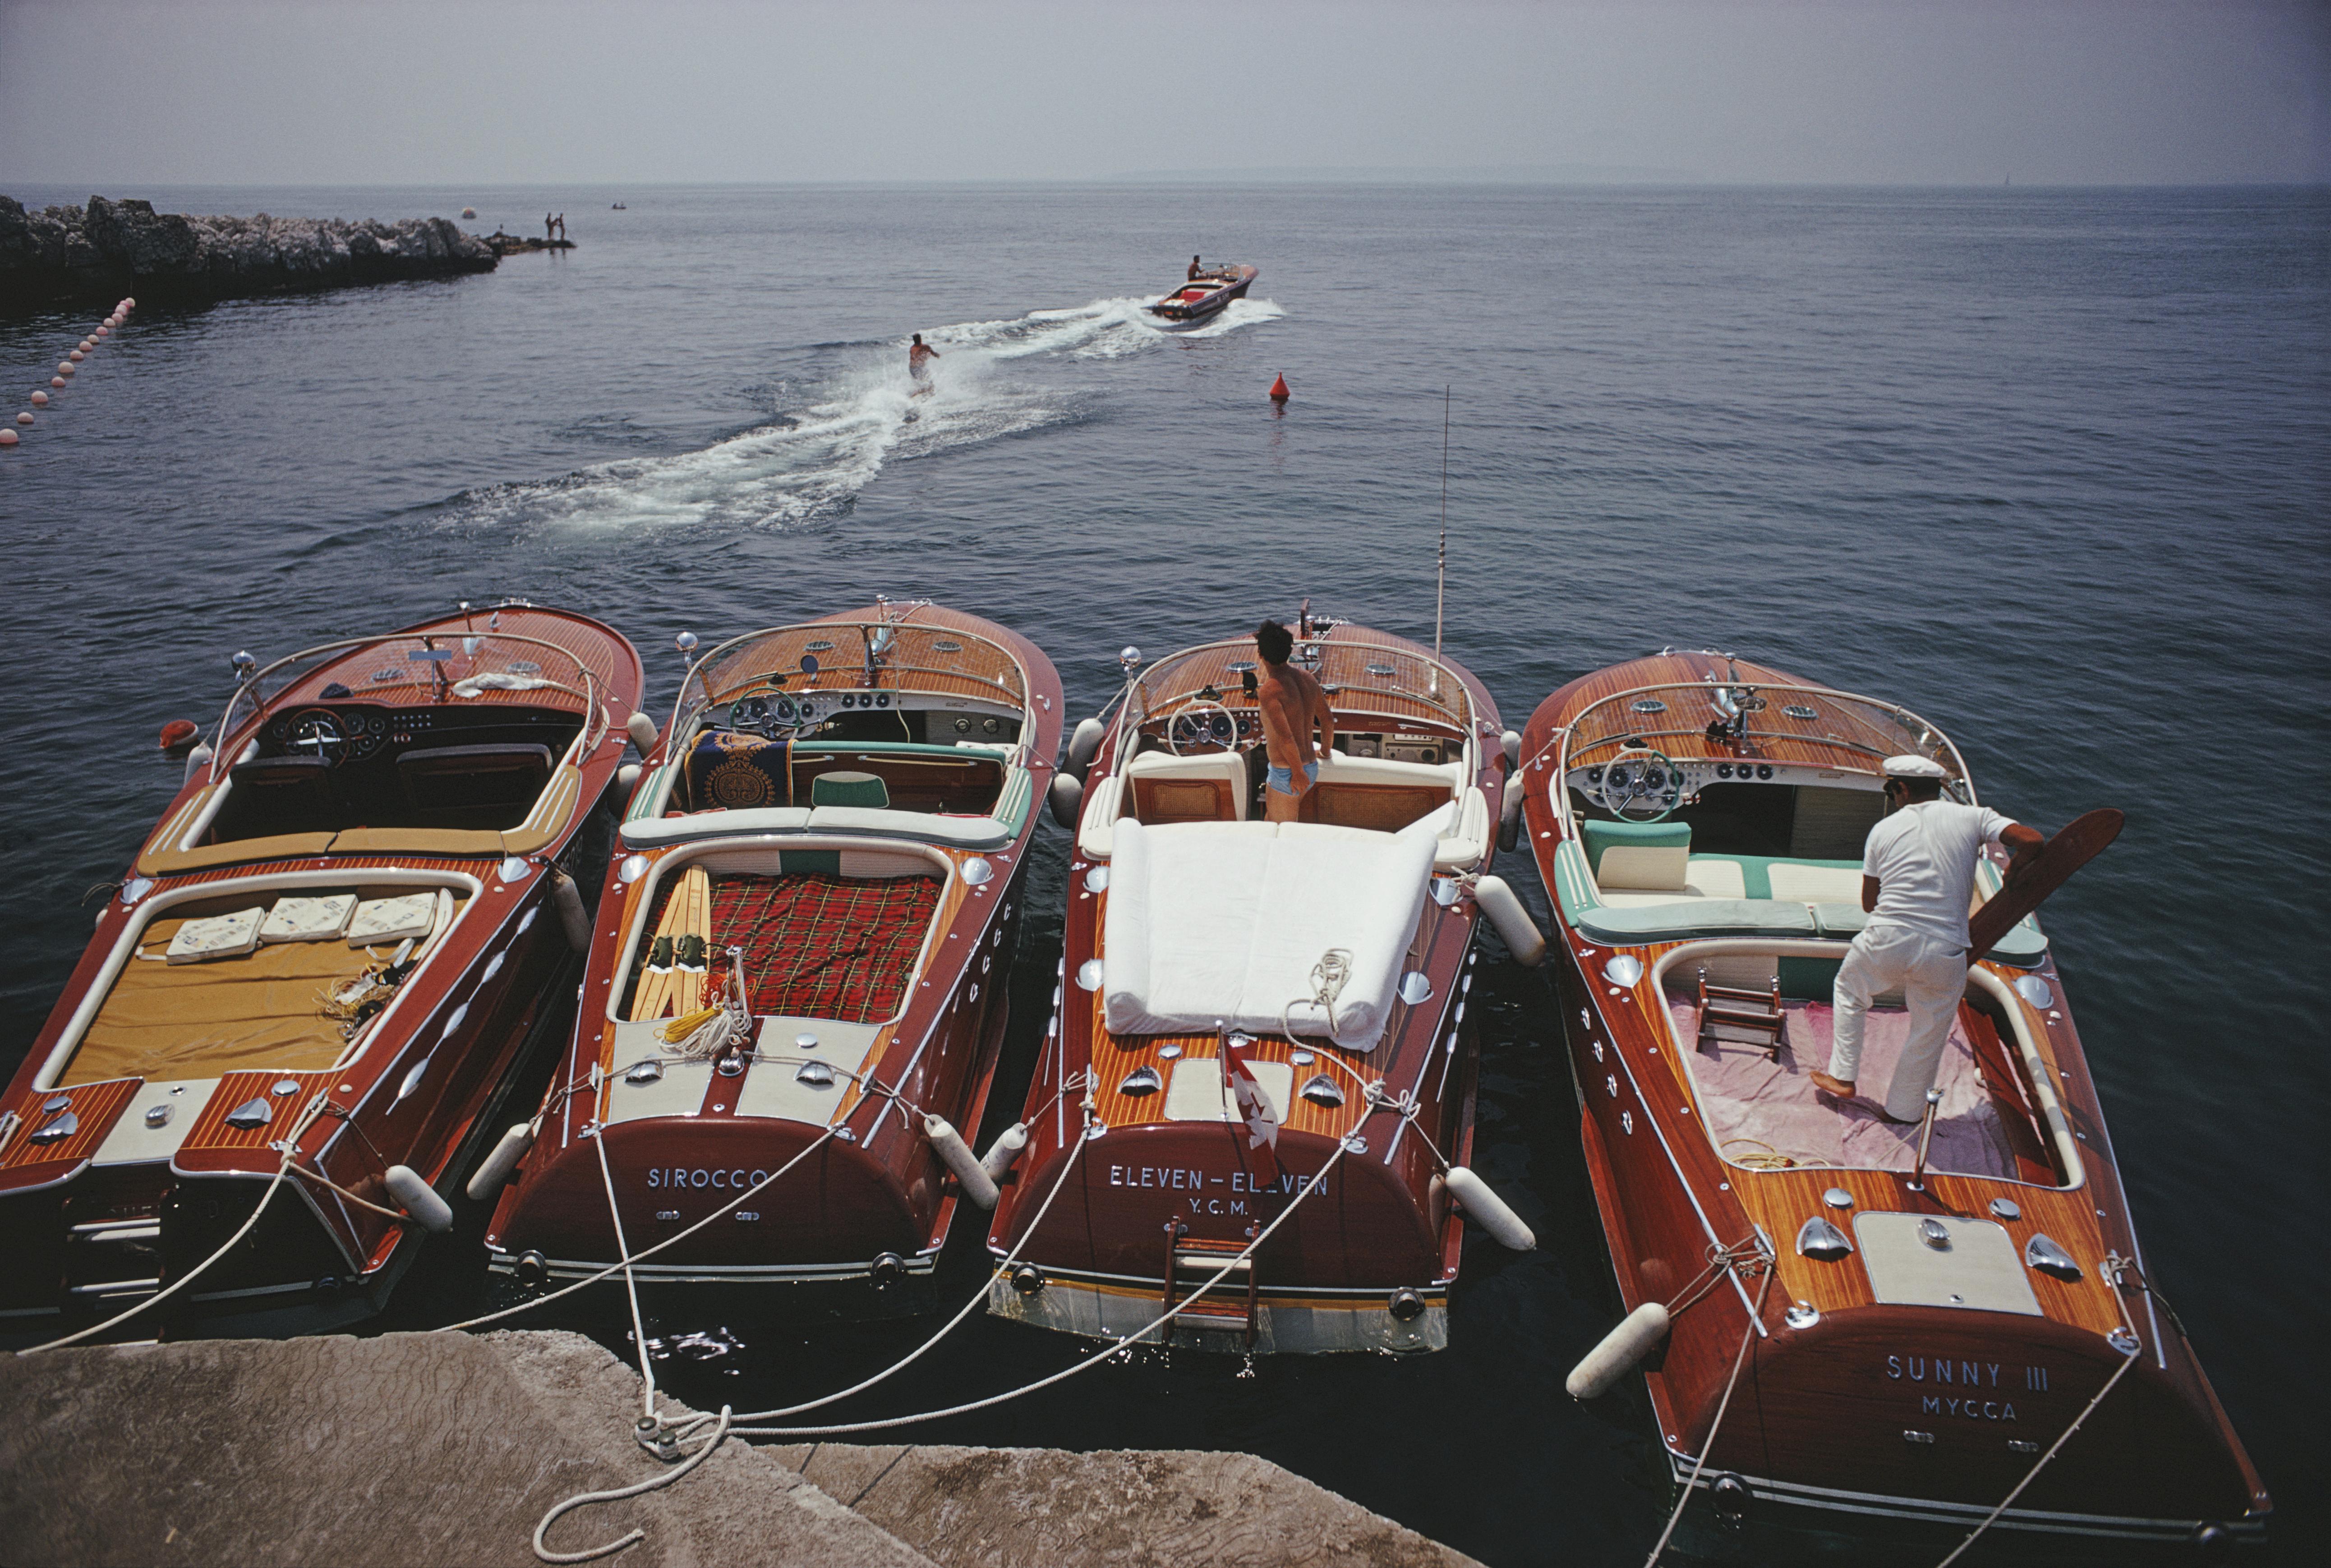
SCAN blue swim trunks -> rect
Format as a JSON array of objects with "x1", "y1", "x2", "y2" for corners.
[{"x1": 1265, "y1": 761, "x2": 1319, "y2": 795}]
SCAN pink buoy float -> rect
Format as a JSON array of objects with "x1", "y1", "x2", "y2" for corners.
[
  {"x1": 69, "y1": 350, "x2": 85, "y2": 362},
  {"x1": 95, "y1": 327, "x2": 109, "y2": 338},
  {"x1": 57, "y1": 363, "x2": 75, "y2": 377},
  {"x1": 0, "y1": 429, "x2": 18, "y2": 447},
  {"x1": 14, "y1": 412, "x2": 30, "y2": 426},
  {"x1": 50, "y1": 376, "x2": 66, "y2": 389},
  {"x1": 31, "y1": 391, "x2": 49, "y2": 406}
]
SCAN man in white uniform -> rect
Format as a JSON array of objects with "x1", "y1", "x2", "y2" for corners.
[{"x1": 1810, "y1": 756, "x2": 2043, "y2": 1122}]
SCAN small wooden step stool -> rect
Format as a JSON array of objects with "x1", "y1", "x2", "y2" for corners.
[{"x1": 1696, "y1": 968, "x2": 1786, "y2": 1062}]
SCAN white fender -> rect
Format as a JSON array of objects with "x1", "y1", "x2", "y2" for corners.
[
  {"x1": 183, "y1": 742, "x2": 215, "y2": 787},
  {"x1": 1066, "y1": 717, "x2": 1106, "y2": 779},
  {"x1": 465, "y1": 1123, "x2": 535, "y2": 1200},
  {"x1": 616, "y1": 761, "x2": 642, "y2": 792},
  {"x1": 925, "y1": 1114, "x2": 1000, "y2": 1210},
  {"x1": 1471, "y1": 874, "x2": 1545, "y2": 968},
  {"x1": 1445, "y1": 1165, "x2": 1535, "y2": 1250},
  {"x1": 1566, "y1": 1301, "x2": 1671, "y2": 1399},
  {"x1": 1497, "y1": 772, "x2": 1526, "y2": 851},
  {"x1": 981, "y1": 1121, "x2": 1028, "y2": 1182},
  {"x1": 385, "y1": 1165, "x2": 454, "y2": 1233},
  {"x1": 1048, "y1": 773, "x2": 1084, "y2": 829},
  {"x1": 625, "y1": 711, "x2": 659, "y2": 754},
  {"x1": 1500, "y1": 729, "x2": 1522, "y2": 767},
  {"x1": 550, "y1": 870, "x2": 591, "y2": 954}
]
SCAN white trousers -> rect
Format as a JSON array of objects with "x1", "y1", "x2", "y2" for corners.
[{"x1": 1829, "y1": 922, "x2": 1969, "y2": 1122}]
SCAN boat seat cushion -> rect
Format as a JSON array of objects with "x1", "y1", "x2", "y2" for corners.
[
  {"x1": 397, "y1": 742, "x2": 554, "y2": 815},
  {"x1": 810, "y1": 770, "x2": 891, "y2": 810},
  {"x1": 631, "y1": 870, "x2": 940, "y2": 1023},
  {"x1": 225, "y1": 755, "x2": 340, "y2": 836},
  {"x1": 1307, "y1": 750, "x2": 1462, "y2": 835},
  {"x1": 1122, "y1": 748, "x2": 1246, "y2": 825},
  {"x1": 1583, "y1": 819, "x2": 1692, "y2": 890},
  {"x1": 1101, "y1": 809, "x2": 1446, "y2": 1051}
]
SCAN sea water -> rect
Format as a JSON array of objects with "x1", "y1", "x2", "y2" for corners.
[{"x1": 0, "y1": 182, "x2": 2322, "y2": 1563}]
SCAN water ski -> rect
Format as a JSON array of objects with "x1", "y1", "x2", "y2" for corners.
[{"x1": 1969, "y1": 807, "x2": 2124, "y2": 956}]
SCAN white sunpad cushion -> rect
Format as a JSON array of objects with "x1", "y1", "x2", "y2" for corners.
[
  {"x1": 166, "y1": 906, "x2": 266, "y2": 964},
  {"x1": 1103, "y1": 807, "x2": 1447, "y2": 1051},
  {"x1": 259, "y1": 892, "x2": 357, "y2": 942}
]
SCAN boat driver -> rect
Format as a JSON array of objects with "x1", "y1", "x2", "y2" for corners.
[
  {"x1": 1811, "y1": 756, "x2": 2043, "y2": 1122},
  {"x1": 1253, "y1": 619, "x2": 1332, "y2": 822},
  {"x1": 1188, "y1": 254, "x2": 1204, "y2": 281}
]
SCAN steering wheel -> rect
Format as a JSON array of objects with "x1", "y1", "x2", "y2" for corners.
[
  {"x1": 286, "y1": 710, "x2": 348, "y2": 765},
  {"x1": 1168, "y1": 701, "x2": 1238, "y2": 757},
  {"x1": 1600, "y1": 745, "x2": 1682, "y2": 821}
]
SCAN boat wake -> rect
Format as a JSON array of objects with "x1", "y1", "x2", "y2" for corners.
[{"x1": 452, "y1": 294, "x2": 1281, "y2": 531}]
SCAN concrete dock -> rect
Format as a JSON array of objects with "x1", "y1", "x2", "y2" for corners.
[{"x1": 2, "y1": 1330, "x2": 1480, "y2": 1567}]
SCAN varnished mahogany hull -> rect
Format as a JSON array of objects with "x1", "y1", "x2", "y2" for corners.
[
  {"x1": 0, "y1": 606, "x2": 643, "y2": 1344},
  {"x1": 1526, "y1": 653, "x2": 2267, "y2": 1550}
]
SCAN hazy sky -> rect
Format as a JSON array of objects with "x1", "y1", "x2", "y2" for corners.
[{"x1": 1, "y1": 1, "x2": 2323, "y2": 187}]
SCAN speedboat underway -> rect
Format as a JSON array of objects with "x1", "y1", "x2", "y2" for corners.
[
  {"x1": 0, "y1": 604, "x2": 645, "y2": 1343},
  {"x1": 1146, "y1": 263, "x2": 1258, "y2": 328},
  {"x1": 986, "y1": 610, "x2": 1539, "y2": 1356},
  {"x1": 1519, "y1": 651, "x2": 2267, "y2": 1557},
  {"x1": 482, "y1": 601, "x2": 1061, "y2": 1319}
]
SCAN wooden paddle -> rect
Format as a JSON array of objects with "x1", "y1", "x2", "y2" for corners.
[{"x1": 1968, "y1": 808, "x2": 2124, "y2": 957}]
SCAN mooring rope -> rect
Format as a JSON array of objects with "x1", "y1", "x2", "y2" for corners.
[
  {"x1": 532, "y1": 1406, "x2": 733, "y2": 1564},
  {"x1": 726, "y1": 1137, "x2": 1354, "y2": 1439},
  {"x1": 1643, "y1": 1250, "x2": 1774, "y2": 1568},
  {"x1": 20, "y1": 1095, "x2": 330, "y2": 1354},
  {"x1": 1932, "y1": 1326, "x2": 2145, "y2": 1567}
]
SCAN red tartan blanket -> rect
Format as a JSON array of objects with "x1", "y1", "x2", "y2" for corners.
[{"x1": 643, "y1": 872, "x2": 941, "y2": 1023}]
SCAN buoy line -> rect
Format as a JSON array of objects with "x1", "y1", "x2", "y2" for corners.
[{"x1": 4, "y1": 298, "x2": 134, "y2": 448}]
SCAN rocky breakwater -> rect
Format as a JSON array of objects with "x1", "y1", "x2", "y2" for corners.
[{"x1": 0, "y1": 194, "x2": 497, "y2": 312}]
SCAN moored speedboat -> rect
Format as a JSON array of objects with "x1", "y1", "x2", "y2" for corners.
[
  {"x1": 1520, "y1": 651, "x2": 2268, "y2": 1556},
  {"x1": 985, "y1": 610, "x2": 1539, "y2": 1355},
  {"x1": 0, "y1": 603, "x2": 645, "y2": 1343},
  {"x1": 481, "y1": 601, "x2": 1061, "y2": 1319},
  {"x1": 1146, "y1": 263, "x2": 1258, "y2": 328}
]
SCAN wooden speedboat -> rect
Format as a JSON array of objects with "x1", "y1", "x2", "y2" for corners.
[
  {"x1": 985, "y1": 611, "x2": 1538, "y2": 1356},
  {"x1": 1520, "y1": 651, "x2": 2268, "y2": 1555},
  {"x1": 0, "y1": 603, "x2": 645, "y2": 1343},
  {"x1": 1146, "y1": 263, "x2": 1258, "y2": 328},
  {"x1": 481, "y1": 601, "x2": 1061, "y2": 1319}
]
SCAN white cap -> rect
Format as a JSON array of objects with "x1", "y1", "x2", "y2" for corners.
[{"x1": 1882, "y1": 754, "x2": 1949, "y2": 780}]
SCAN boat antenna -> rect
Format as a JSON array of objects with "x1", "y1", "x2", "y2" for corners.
[{"x1": 1432, "y1": 385, "x2": 1450, "y2": 692}]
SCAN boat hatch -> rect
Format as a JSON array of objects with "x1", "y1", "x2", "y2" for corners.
[{"x1": 1852, "y1": 1213, "x2": 2041, "y2": 1314}]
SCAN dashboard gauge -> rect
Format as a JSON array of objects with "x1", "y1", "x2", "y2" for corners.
[
  {"x1": 982, "y1": 716, "x2": 1000, "y2": 734},
  {"x1": 1643, "y1": 767, "x2": 1666, "y2": 790},
  {"x1": 1209, "y1": 712, "x2": 1234, "y2": 743},
  {"x1": 954, "y1": 716, "x2": 972, "y2": 733},
  {"x1": 286, "y1": 710, "x2": 347, "y2": 763},
  {"x1": 1605, "y1": 765, "x2": 1632, "y2": 791},
  {"x1": 1716, "y1": 762, "x2": 1733, "y2": 779},
  {"x1": 1756, "y1": 764, "x2": 1774, "y2": 780},
  {"x1": 1586, "y1": 766, "x2": 1603, "y2": 785},
  {"x1": 772, "y1": 695, "x2": 797, "y2": 725}
]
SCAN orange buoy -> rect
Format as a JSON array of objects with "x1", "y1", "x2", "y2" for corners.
[
  {"x1": 159, "y1": 719, "x2": 200, "y2": 753},
  {"x1": 1268, "y1": 373, "x2": 1290, "y2": 402}
]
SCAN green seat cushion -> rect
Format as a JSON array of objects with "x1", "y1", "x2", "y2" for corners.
[
  {"x1": 1580, "y1": 819, "x2": 1691, "y2": 878},
  {"x1": 810, "y1": 770, "x2": 890, "y2": 810}
]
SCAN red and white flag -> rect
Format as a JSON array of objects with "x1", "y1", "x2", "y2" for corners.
[{"x1": 1222, "y1": 1033, "x2": 1281, "y2": 1189}]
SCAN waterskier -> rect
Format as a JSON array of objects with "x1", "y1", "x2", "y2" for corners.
[
  {"x1": 908, "y1": 332, "x2": 940, "y2": 395},
  {"x1": 1810, "y1": 756, "x2": 2043, "y2": 1122}
]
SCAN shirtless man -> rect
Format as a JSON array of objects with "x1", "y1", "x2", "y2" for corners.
[
  {"x1": 1188, "y1": 254, "x2": 1204, "y2": 281},
  {"x1": 908, "y1": 332, "x2": 940, "y2": 392},
  {"x1": 1253, "y1": 619, "x2": 1332, "y2": 822}
]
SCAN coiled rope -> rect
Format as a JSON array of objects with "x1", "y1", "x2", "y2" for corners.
[
  {"x1": 1281, "y1": 947, "x2": 1353, "y2": 1042},
  {"x1": 532, "y1": 1406, "x2": 732, "y2": 1564}
]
